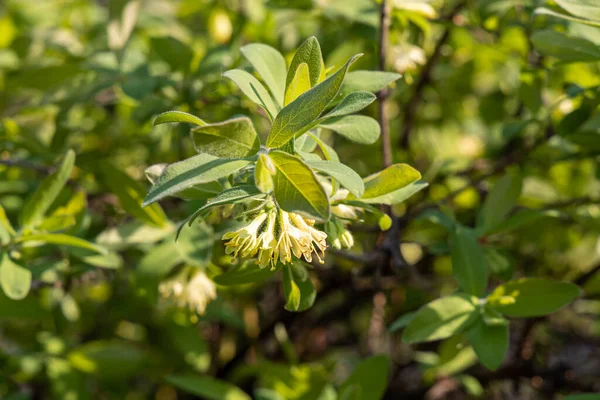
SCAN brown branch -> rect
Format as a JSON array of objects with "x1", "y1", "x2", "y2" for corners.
[
  {"x1": 378, "y1": 0, "x2": 392, "y2": 168},
  {"x1": 0, "y1": 158, "x2": 53, "y2": 174}
]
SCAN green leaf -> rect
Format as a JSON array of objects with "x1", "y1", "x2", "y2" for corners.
[
  {"x1": 319, "y1": 115, "x2": 380, "y2": 145},
  {"x1": 388, "y1": 312, "x2": 416, "y2": 332},
  {"x1": 450, "y1": 225, "x2": 488, "y2": 297},
  {"x1": 566, "y1": 113, "x2": 600, "y2": 150},
  {"x1": 223, "y1": 69, "x2": 279, "y2": 119},
  {"x1": 21, "y1": 149, "x2": 75, "y2": 228},
  {"x1": 306, "y1": 160, "x2": 364, "y2": 198},
  {"x1": 255, "y1": 154, "x2": 275, "y2": 193},
  {"x1": 285, "y1": 63, "x2": 311, "y2": 106},
  {"x1": 162, "y1": 321, "x2": 211, "y2": 373},
  {"x1": 403, "y1": 295, "x2": 478, "y2": 344},
  {"x1": 187, "y1": 185, "x2": 265, "y2": 226},
  {"x1": 0, "y1": 253, "x2": 31, "y2": 300},
  {"x1": 531, "y1": 30, "x2": 600, "y2": 63},
  {"x1": 267, "y1": 54, "x2": 362, "y2": 148},
  {"x1": 282, "y1": 263, "x2": 316, "y2": 312},
  {"x1": 143, "y1": 154, "x2": 252, "y2": 206},
  {"x1": 214, "y1": 262, "x2": 279, "y2": 286},
  {"x1": 17, "y1": 233, "x2": 107, "y2": 254},
  {"x1": 241, "y1": 43, "x2": 287, "y2": 106},
  {"x1": 477, "y1": 170, "x2": 522, "y2": 232},
  {"x1": 306, "y1": 132, "x2": 340, "y2": 162},
  {"x1": 136, "y1": 240, "x2": 182, "y2": 279},
  {"x1": 321, "y1": 91, "x2": 376, "y2": 120},
  {"x1": 100, "y1": 164, "x2": 168, "y2": 227},
  {"x1": 467, "y1": 318, "x2": 508, "y2": 370},
  {"x1": 192, "y1": 116, "x2": 261, "y2": 158},
  {"x1": 285, "y1": 36, "x2": 324, "y2": 90},
  {"x1": 347, "y1": 164, "x2": 422, "y2": 204},
  {"x1": 561, "y1": 395, "x2": 600, "y2": 400},
  {"x1": 485, "y1": 248, "x2": 514, "y2": 281},
  {"x1": 150, "y1": 36, "x2": 194, "y2": 72},
  {"x1": 107, "y1": 0, "x2": 141, "y2": 50},
  {"x1": 340, "y1": 70, "x2": 401, "y2": 95},
  {"x1": 339, "y1": 356, "x2": 390, "y2": 400},
  {"x1": 418, "y1": 208, "x2": 455, "y2": 231},
  {"x1": 145, "y1": 164, "x2": 222, "y2": 201},
  {"x1": 68, "y1": 340, "x2": 147, "y2": 381},
  {"x1": 175, "y1": 221, "x2": 214, "y2": 267},
  {"x1": 483, "y1": 209, "x2": 558, "y2": 236},
  {"x1": 0, "y1": 291, "x2": 49, "y2": 320},
  {"x1": 166, "y1": 374, "x2": 251, "y2": 400},
  {"x1": 269, "y1": 151, "x2": 330, "y2": 220},
  {"x1": 488, "y1": 278, "x2": 581, "y2": 317},
  {"x1": 426, "y1": 342, "x2": 478, "y2": 378},
  {"x1": 70, "y1": 249, "x2": 123, "y2": 270},
  {"x1": 153, "y1": 111, "x2": 207, "y2": 127},
  {"x1": 554, "y1": 0, "x2": 600, "y2": 21},
  {"x1": 0, "y1": 205, "x2": 16, "y2": 237},
  {"x1": 457, "y1": 375, "x2": 484, "y2": 397},
  {"x1": 535, "y1": 7, "x2": 600, "y2": 29},
  {"x1": 255, "y1": 389, "x2": 286, "y2": 400}
]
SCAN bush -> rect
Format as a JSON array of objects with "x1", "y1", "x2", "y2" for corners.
[{"x1": 1, "y1": 0, "x2": 599, "y2": 399}]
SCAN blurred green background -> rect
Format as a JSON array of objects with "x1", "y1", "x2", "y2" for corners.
[{"x1": 1, "y1": 0, "x2": 600, "y2": 399}]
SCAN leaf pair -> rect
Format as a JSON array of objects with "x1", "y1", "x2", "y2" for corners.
[{"x1": 399, "y1": 278, "x2": 580, "y2": 370}]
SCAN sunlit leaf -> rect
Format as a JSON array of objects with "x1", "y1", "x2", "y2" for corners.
[
  {"x1": 269, "y1": 151, "x2": 330, "y2": 220},
  {"x1": 347, "y1": 164, "x2": 422, "y2": 204},
  {"x1": 403, "y1": 295, "x2": 478, "y2": 344},
  {"x1": 241, "y1": 43, "x2": 287, "y2": 106},
  {"x1": 306, "y1": 160, "x2": 364, "y2": 198},
  {"x1": 153, "y1": 111, "x2": 207, "y2": 127},
  {"x1": 0, "y1": 252, "x2": 31, "y2": 300},
  {"x1": 319, "y1": 115, "x2": 380, "y2": 144},
  {"x1": 143, "y1": 154, "x2": 252, "y2": 206},
  {"x1": 21, "y1": 150, "x2": 75, "y2": 228},
  {"x1": 223, "y1": 69, "x2": 279, "y2": 119},
  {"x1": 167, "y1": 374, "x2": 251, "y2": 400},
  {"x1": 488, "y1": 278, "x2": 581, "y2": 317},
  {"x1": 284, "y1": 63, "x2": 311, "y2": 106},
  {"x1": 192, "y1": 116, "x2": 261, "y2": 158},
  {"x1": 267, "y1": 54, "x2": 362, "y2": 148}
]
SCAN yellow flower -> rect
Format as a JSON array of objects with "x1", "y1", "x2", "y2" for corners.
[
  {"x1": 159, "y1": 270, "x2": 216, "y2": 315},
  {"x1": 256, "y1": 210, "x2": 278, "y2": 269},
  {"x1": 289, "y1": 213, "x2": 327, "y2": 263},
  {"x1": 222, "y1": 211, "x2": 267, "y2": 257},
  {"x1": 222, "y1": 207, "x2": 329, "y2": 268}
]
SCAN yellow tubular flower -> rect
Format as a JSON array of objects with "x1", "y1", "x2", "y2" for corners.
[
  {"x1": 256, "y1": 210, "x2": 277, "y2": 269},
  {"x1": 289, "y1": 213, "x2": 327, "y2": 263},
  {"x1": 222, "y1": 211, "x2": 267, "y2": 257},
  {"x1": 221, "y1": 206, "x2": 330, "y2": 267},
  {"x1": 159, "y1": 270, "x2": 216, "y2": 315}
]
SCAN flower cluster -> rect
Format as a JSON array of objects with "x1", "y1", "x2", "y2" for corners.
[
  {"x1": 159, "y1": 270, "x2": 216, "y2": 315},
  {"x1": 222, "y1": 208, "x2": 328, "y2": 269}
]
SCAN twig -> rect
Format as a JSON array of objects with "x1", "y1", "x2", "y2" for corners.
[
  {"x1": 378, "y1": 0, "x2": 392, "y2": 168},
  {"x1": 0, "y1": 158, "x2": 53, "y2": 174}
]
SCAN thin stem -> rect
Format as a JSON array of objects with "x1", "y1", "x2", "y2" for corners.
[{"x1": 378, "y1": 0, "x2": 392, "y2": 168}]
